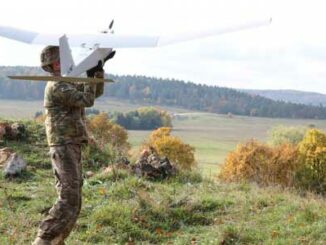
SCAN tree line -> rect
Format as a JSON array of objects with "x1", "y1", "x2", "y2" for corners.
[{"x1": 1, "y1": 66, "x2": 326, "y2": 119}]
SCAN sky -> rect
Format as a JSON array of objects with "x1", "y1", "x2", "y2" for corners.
[{"x1": 1, "y1": 0, "x2": 326, "y2": 93}]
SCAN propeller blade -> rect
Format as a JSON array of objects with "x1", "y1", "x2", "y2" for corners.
[{"x1": 109, "y1": 20, "x2": 114, "y2": 30}]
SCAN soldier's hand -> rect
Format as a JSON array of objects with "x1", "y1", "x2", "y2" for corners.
[
  {"x1": 86, "y1": 50, "x2": 115, "y2": 78},
  {"x1": 94, "y1": 70, "x2": 105, "y2": 79}
]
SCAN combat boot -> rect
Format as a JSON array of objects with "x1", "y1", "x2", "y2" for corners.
[
  {"x1": 32, "y1": 237, "x2": 51, "y2": 245},
  {"x1": 32, "y1": 237, "x2": 65, "y2": 245}
]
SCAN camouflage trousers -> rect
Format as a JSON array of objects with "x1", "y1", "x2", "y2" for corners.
[{"x1": 34, "y1": 144, "x2": 83, "y2": 245}]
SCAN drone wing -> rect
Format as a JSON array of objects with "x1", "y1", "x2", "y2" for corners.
[
  {"x1": 0, "y1": 25, "x2": 159, "y2": 48},
  {"x1": 0, "y1": 18, "x2": 271, "y2": 48},
  {"x1": 8, "y1": 75, "x2": 114, "y2": 83}
]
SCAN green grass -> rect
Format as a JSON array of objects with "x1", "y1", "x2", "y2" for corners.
[
  {"x1": 1, "y1": 114, "x2": 326, "y2": 243},
  {"x1": 3, "y1": 161, "x2": 326, "y2": 244}
]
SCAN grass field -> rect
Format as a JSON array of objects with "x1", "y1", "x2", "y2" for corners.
[
  {"x1": 2, "y1": 100, "x2": 326, "y2": 243},
  {"x1": 0, "y1": 98, "x2": 191, "y2": 119},
  {"x1": 1, "y1": 99, "x2": 326, "y2": 175}
]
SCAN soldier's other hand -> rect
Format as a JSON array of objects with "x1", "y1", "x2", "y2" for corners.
[
  {"x1": 104, "y1": 50, "x2": 116, "y2": 62},
  {"x1": 86, "y1": 61, "x2": 103, "y2": 77}
]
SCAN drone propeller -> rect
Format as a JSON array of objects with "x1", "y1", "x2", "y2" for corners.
[
  {"x1": 101, "y1": 20, "x2": 115, "y2": 34},
  {"x1": 109, "y1": 19, "x2": 114, "y2": 30}
]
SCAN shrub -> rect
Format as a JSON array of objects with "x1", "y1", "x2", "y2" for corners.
[
  {"x1": 112, "y1": 107, "x2": 172, "y2": 130},
  {"x1": 144, "y1": 127, "x2": 196, "y2": 170},
  {"x1": 296, "y1": 129, "x2": 326, "y2": 193},
  {"x1": 88, "y1": 112, "x2": 130, "y2": 152},
  {"x1": 219, "y1": 140, "x2": 299, "y2": 187},
  {"x1": 85, "y1": 113, "x2": 131, "y2": 168},
  {"x1": 268, "y1": 125, "x2": 306, "y2": 146}
]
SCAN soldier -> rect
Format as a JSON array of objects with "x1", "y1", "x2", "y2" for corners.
[{"x1": 33, "y1": 46, "x2": 108, "y2": 245}]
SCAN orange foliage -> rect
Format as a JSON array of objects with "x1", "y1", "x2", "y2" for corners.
[
  {"x1": 219, "y1": 140, "x2": 299, "y2": 187},
  {"x1": 88, "y1": 112, "x2": 130, "y2": 153}
]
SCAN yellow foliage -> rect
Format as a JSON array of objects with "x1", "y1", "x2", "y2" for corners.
[
  {"x1": 296, "y1": 129, "x2": 326, "y2": 193},
  {"x1": 219, "y1": 140, "x2": 299, "y2": 187},
  {"x1": 145, "y1": 127, "x2": 196, "y2": 170}
]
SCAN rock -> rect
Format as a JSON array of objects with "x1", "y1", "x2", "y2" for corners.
[
  {"x1": 0, "y1": 122, "x2": 27, "y2": 141},
  {"x1": 3, "y1": 153, "x2": 27, "y2": 177},
  {"x1": 0, "y1": 147, "x2": 14, "y2": 167},
  {"x1": 132, "y1": 147, "x2": 177, "y2": 180},
  {"x1": 85, "y1": 171, "x2": 95, "y2": 178},
  {"x1": 10, "y1": 123, "x2": 27, "y2": 140},
  {"x1": 0, "y1": 122, "x2": 11, "y2": 140}
]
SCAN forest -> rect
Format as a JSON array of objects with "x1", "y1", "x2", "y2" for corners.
[{"x1": 1, "y1": 66, "x2": 326, "y2": 119}]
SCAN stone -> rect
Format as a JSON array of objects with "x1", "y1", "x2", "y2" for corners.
[
  {"x1": 3, "y1": 153, "x2": 27, "y2": 177},
  {"x1": 0, "y1": 122, "x2": 11, "y2": 140},
  {"x1": 132, "y1": 148, "x2": 177, "y2": 180},
  {"x1": 10, "y1": 123, "x2": 27, "y2": 140},
  {"x1": 0, "y1": 147, "x2": 14, "y2": 167},
  {"x1": 85, "y1": 171, "x2": 95, "y2": 178}
]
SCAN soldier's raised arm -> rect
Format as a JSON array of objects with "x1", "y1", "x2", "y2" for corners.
[{"x1": 53, "y1": 82, "x2": 96, "y2": 108}]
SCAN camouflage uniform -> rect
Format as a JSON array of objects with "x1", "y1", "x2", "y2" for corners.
[{"x1": 34, "y1": 80, "x2": 104, "y2": 245}]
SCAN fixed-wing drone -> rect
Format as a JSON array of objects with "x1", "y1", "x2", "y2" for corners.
[{"x1": 0, "y1": 18, "x2": 271, "y2": 83}]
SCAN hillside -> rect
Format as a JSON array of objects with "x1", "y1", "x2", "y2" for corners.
[
  {"x1": 2, "y1": 119, "x2": 326, "y2": 244},
  {"x1": 242, "y1": 89, "x2": 326, "y2": 106},
  {"x1": 1, "y1": 66, "x2": 326, "y2": 119}
]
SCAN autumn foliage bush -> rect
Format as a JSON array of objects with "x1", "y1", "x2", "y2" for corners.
[
  {"x1": 219, "y1": 140, "x2": 300, "y2": 187},
  {"x1": 85, "y1": 113, "x2": 131, "y2": 167},
  {"x1": 296, "y1": 129, "x2": 326, "y2": 193},
  {"x1": 144, "y1": 127, "x2": 197, "y2": 170},
  {"x1": 219, "y1": 129, "x2": 326, "y2": 194},
  {"x1": 88, "y1": 112, "x2": 130, "y2": 151}
]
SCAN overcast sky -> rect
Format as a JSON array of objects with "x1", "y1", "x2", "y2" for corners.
[{"x1": 1, "y1": 0, "x2": 326, "y2": 93}]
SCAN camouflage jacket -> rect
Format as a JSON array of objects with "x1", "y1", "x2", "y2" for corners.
[{"x1": 44, "y1": 81, "x2": 104, "y2": 146}]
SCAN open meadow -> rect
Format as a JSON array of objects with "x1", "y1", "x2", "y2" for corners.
[{"x1": 1, "y1": 99, "x2": 326, "y2": 175}]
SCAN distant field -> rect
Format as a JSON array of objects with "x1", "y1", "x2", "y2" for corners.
[
  {"x1": 0, "y1": 99, "x2": 191, "y2": 119},
  {"x1": 1, "y1": 99, "x2": 326, "y2": 175}
]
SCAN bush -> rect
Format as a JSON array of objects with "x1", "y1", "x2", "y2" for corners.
[
  {"x1": 112, "y1": 107, "x2": 172, "y2": 130},
  {"x1": 219, "y1": 140, "x2": 299, "y2": 187},
  {"x1": 85, "y1": 113, "x2": 131, "y2": 168},
  {"x1": 296, "y1": 129, "x2": 326, "y2": 193},
  {"x1": 268, "y1": 125, "x2": 306, "y2": 146},
  {"x1": 144, "y1": 127, "x2": 197, "y2": 170},
  {"x1": 88, "y1": 112, "x2": 130, "y2": 152}
]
